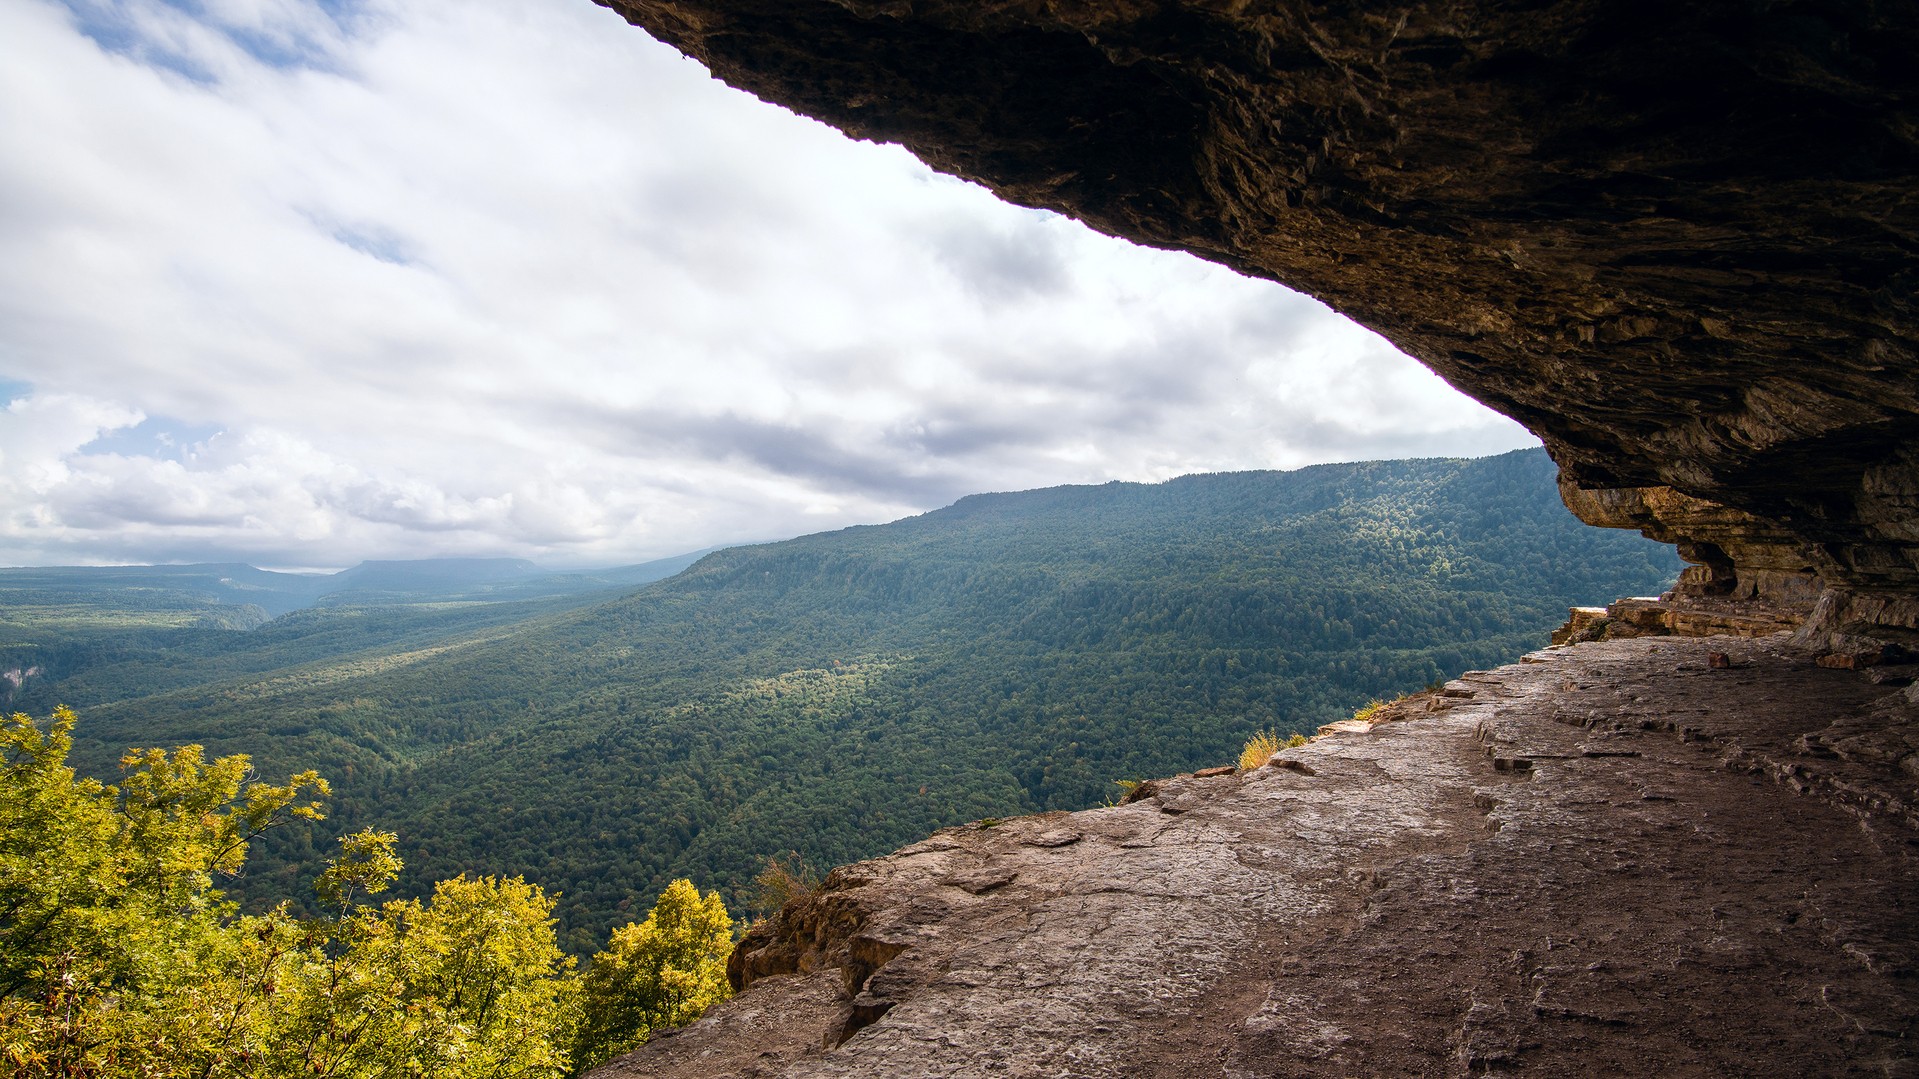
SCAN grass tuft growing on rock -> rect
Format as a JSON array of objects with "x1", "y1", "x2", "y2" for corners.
[{"x1": 1239, "y1": 729, "x2": 1282, "y2": 771}]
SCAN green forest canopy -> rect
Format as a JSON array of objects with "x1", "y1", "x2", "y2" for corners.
[{"x1": 6, "y1": 450, "x2": 1681, "y2": 953}]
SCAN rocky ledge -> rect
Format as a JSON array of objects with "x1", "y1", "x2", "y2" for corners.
[
  {"x1": 593, "y1": 633, "x2": 1916, "y2": 1077},
  {"x1": 594, "y1": 0, "x2": 1919, "y2": 633}
]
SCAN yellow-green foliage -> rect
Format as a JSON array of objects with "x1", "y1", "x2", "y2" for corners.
[
  {"x1": 572, "y1": 879, "x2": 735, "y2": 1073},
  {"x1": 1238, "y1": 729, "x2": 1311, "y2": 771},
  {"x1": 314, "y1": 826, "x2": 404, "y2": 910},
  {"x1": 1352, "y1": 698, "x2": 1390, "y2": 724},
  {"x1": 0, "y1": 708, "x2": 735, "y2": 1079},
  {"x1": 276, "y1": 849, "x2": 578, "y2": 1079},
  {"x1": 1, "y1": 707, "x2": 331, "y2": 1078},
  {"x1": 1238, "y1": 729, "x2": 1282, "y2": 771}
]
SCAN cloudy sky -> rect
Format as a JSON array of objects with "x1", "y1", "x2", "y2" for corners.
[{"x1": 0, "y1": 0, "x2": 1537, "y2": 570}]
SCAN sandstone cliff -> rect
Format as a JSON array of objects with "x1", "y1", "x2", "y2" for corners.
[{"x1": 592, "y1": 0, "x2": 1918, "y2": 640}]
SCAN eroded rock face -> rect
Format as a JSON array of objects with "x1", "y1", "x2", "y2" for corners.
[
  {"x1": 593, "y1": 0, "x2": 1919, "y2": 624},
  {"x1": 591, "y1": 637, "x2": 1919, "y2": 1076}
]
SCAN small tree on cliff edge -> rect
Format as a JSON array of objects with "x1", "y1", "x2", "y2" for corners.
[{"x1": 571, "y1": 878, "x2": 734, "y2": 1072}]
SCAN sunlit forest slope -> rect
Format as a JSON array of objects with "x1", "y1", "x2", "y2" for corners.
[{"x1": 7, "y1": 449, "x2": 1682, "y2": 952}]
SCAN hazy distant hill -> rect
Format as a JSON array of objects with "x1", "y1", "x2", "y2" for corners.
[
  {"x1": 0, "y1": 549, "x2": 718, "y2": 620},
  {"x1": 0, "y1": 551, "x2": 718, "y2": 714},
  {"x1": 20, "y1": 450, "x2": 1681, "y2": 952}
]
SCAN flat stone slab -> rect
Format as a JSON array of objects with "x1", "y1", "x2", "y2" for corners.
[{"x1": 593, "y1": 635, "x2": 1918, "y2": 1078}]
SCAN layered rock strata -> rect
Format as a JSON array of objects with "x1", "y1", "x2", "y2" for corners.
[
  {"x1": 593, "y1": 0, "x2": 1919, "y2": 629},
  {"x1": 593, "y1": 635, "x2": 1917, "y2": 1077},
  {"x1": 1552, "y1": 596, "x2": 1813, "y2": 646}
]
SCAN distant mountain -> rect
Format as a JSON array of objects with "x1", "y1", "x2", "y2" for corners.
[
  {"x1": 586, "y1": 548, "x2": 727, "y2": 587},
  {"x1": 0, "y1": 562, "x2": 309, "y2": 621},
  {"x1": 0, "y1": 549, "x2": 720, "y2": 621},
  {"x1": 18, "y1": 450, "x2": 1683, "y2": 953},
  {"x1": 320, "y1": 557, "x2": 541, "y2": 595}
]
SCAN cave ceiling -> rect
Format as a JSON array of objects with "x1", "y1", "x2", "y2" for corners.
[{"x1": 594, "y1": 0, "x2": 1919, "y2": 616}]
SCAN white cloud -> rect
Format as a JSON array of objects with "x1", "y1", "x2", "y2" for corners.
[{"x1": 0, "y1": 0, "x2": 1537, "y2": 569}]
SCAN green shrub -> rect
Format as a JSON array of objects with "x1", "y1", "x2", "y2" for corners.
[{"x1": 748, "y1": 851, "x2": 820, "y2": 921}]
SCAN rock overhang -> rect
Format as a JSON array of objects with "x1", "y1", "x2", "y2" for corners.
[{"x1": 593, "y1": 0, "x2": 1919, "y2": 631}]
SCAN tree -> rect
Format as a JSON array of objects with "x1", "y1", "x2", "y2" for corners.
[
  {"x1": 0, "y1": 711, "x2": 582, "y2": 1079},
  {"x1": 571, "y1": 879, "x2": 733, "y2": 1073},
  {"x1": 278, "y1": 833, "x2": 576, "y2": 1079},
  {"x1": 2, "y1": 708, "x2": 741, "y2": 1078},
  {"x1": 0, "y1": 706, "x2": 326, "y2": 1076}
]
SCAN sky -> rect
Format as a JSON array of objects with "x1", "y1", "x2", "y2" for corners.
[{"x1": 0, "y1": 0, "x2": 1539, "y2": 571}]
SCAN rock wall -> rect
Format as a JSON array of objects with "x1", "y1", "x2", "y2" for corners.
[{"x1": 593, "y1": 0, "x2": 1919, "y2": 631}]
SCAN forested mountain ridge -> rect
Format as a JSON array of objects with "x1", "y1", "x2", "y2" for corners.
[{"x1": 17, "y1": 450, "x2": 1681, "y2": 953}]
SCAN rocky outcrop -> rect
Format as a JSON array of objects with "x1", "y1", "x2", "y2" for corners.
[
  {"x1": 567, "y1": 11, "x2": 1919, "y2": 1068},
  {"x1": 592, "y1": 0, "x2": 1919, "y2": 630},
  {"x1": 1552, "y1": 595, "x2": 1814, "y2": 646},
  {"x1": 592, "y1": 635, "x2": 1918, "y2": 1076}
]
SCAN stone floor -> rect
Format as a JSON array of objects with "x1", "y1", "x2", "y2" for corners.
[{"x1": 595, "y1": 635, "x2": 1918, "y2": 1078}]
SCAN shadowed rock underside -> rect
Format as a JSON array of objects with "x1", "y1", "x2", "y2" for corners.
[{"x1": 594, "y1": 0, "x2": 1919, "y2": 635}]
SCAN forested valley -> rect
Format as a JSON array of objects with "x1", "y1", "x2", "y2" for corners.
[{"x1": 5, "y1": 449, "x2": 1681, "y2": 954}]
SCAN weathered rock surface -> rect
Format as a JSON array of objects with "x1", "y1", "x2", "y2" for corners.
[
  {"x1": 1551, "y1": 594, "x2": 1811, "y2": 646},
  {"x1": 593, "y1": 0, "x2": 1919, "y2": 626},
  {"x1": 593, "y1": 635, "x2": 1917, "y2": 1076},
  {"x1": 569, "y1": 11, "x2": 1919, "y2": 1067}
]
